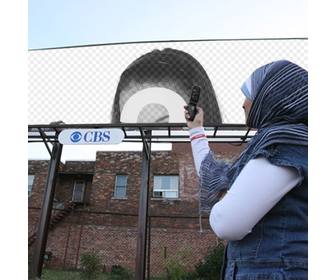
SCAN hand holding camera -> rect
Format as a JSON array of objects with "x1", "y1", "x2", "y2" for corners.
[{"x1": 184, "y1": 85, "x2": 204, "y2": 129}]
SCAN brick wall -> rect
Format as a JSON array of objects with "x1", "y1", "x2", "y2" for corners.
[
  {"x1": 28, "y1": 143, "x2": 245, "y2": 275},
  {"x1": 44, "y1": 221, "x2": 221, "y2": 276}
]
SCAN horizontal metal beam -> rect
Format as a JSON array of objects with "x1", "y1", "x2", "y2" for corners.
[
  {"x1": 28, "y1": 122, "x2": 248, "y2": 130},
  {"x1": 28, "y1": 139, "x2": 250, "y2": 144},
  {"x1": 28, "y1": 123, "x2": 254, "y2": 145}
]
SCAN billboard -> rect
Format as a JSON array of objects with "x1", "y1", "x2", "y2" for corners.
[{"x1": 29, "y1": 39, "x2": 307, "y2": 125}]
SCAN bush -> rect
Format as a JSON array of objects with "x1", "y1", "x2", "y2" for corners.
[
  {"x1": 109, "y1": 265, "x2": 133, "y2": 280},
  {"x1": 194, "y1": 243, "x2": 225, "y2": 280},
  {"x1": 163, "y1": 247, "x2": 196, "y2": 280},
  {"x1": 165, "y1": 258, "x2": 189, "y2": 280},
  {"x1": 80, "y1": 251, "x2": 103, "y2": 280}
]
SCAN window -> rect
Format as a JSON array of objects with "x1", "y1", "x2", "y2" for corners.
[
  {"x1": 72, "y1": 180, "x2": 86, "y2": 203},
  {"x1": 28, "y1": 175, "x2": 35, "y2": 196},
  {"x1": 153, "y1": 175, "x2": 179, "y2": 199},
  {"x1": 114, "y1": 175, "x2": 128, "y2": 198}
]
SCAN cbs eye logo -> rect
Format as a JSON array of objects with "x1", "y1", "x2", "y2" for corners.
[{"x1": 70, "y1": 131, "x2": 82, "y2": 143}]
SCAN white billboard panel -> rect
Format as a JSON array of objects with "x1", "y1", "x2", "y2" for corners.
[{"x1": 28, "y1": 39, "x2": 307, "y2": 125}]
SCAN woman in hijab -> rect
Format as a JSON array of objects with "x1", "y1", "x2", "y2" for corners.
[{"x1": 184, "y1": 60, "x2": 308, "y2": 279}]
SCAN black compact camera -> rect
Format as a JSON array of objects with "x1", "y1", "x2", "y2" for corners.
[{"x1": 186, "y1": 85, "x2": 201, "y2": 121}]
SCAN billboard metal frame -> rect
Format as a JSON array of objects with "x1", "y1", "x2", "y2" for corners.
[
  {"x1": 29, "y1": 37, "x2": 308, "y2": 51},
  {"x1": 28, "y1": 123, "x2": 251, "y2": 280}
]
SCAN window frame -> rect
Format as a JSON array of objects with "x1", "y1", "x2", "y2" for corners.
[
  {"x1": 72, "y1": 179, "x2": 86, "y2": 203},
  {"x1": 152, "y1": 175, "x2": 179, "y2": 199},
  {"x1": 113, "y1": 174, "x2": 128, "y2": 199},
  {"x1": 28, "y1": 174, "x2": 35, "y2": 197}
]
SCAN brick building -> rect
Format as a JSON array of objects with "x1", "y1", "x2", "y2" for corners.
[{"x1": 28, "y1": 143, "x2": 245, "y2": 276}]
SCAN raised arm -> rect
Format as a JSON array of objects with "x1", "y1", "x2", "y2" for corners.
[{"x1": 185, "y1": 106, "x2": 232, "y2": 212}]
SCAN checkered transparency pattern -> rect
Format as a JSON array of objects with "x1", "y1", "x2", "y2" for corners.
[
  {"x1": 28, "y1": 39, "x2": 307, "y2": 125},
  {"x1": 137, "y1": 103, "x2": 170, "y2": 123},
  {"x1": 112, "y1": 47, "x2": 222, "y2": 124}
]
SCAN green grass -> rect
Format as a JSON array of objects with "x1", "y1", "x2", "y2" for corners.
[
  {"x1": 41, "y1": 268, "x2": 111, "y2": 280},
  {"x1": 41, "y1": 269, "x2": 181, "y2": 280}
]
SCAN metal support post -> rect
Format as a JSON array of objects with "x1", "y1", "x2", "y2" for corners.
[
  {"x1": 31, "y1": 142, "x2": 63, "y2": 279},
  {"x1": 147, "y1": 216, "x2": 151, "y2": 279},
  {"x1": 38, "y1": 128, "x2": 52, "y2": 157},
  {"x1": 135, "y1": 130, "x2": 151, "y2": 280}
]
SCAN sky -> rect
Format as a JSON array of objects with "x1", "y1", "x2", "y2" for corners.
[
  {"x1": 29, "y1": 0, "x2": 307, "y2": 49},
  {"x1": 28, "y1": 0, "x2": 308, "y2": 162}
]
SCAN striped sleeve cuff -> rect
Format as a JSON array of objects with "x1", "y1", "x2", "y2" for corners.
[{"x1": 189, "y1": 127, "x2": 206, "y2": 141}]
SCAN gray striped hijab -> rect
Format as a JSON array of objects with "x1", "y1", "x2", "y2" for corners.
[{"x1": 198, "y1": 60, "x2": 308, "y2": 215}]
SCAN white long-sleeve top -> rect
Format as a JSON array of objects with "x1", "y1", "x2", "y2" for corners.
[{"x1": 189, "y1": 127, "x2": 301, "y2": 241}]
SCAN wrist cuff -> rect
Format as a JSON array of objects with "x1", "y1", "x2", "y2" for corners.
[
  {"x1": 189, "y1": 127, "x2": 205, "y2": 136},
  {"x1": 190, "y1": 133, "x2": 207, "y2": 141}
]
